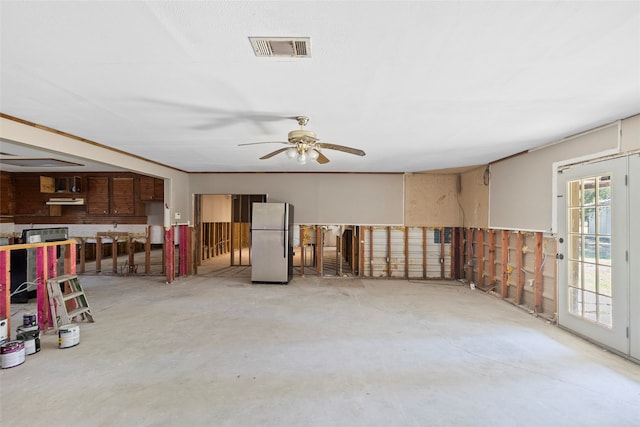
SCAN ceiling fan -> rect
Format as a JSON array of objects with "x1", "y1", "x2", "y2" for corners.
[{"x1": 238, "y1": 116, "x2": 366, "y2": 164}]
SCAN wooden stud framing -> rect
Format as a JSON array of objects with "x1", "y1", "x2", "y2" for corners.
[
  {"x1": 422, "y1": 227, "x2": 427, "y2": 279},
  {"x1": 516, "y1": 232, "x2": 524, "y2": 305},
  {"x1": 36, "y1": 246, "x2": 49, "y2": 330},
  {"x1": 404, "y1": 227, "x2": 409, "y2": 279},
  {"x1": 534, "y1": 232, "x2": 544, "y2": 313},
  {"x1": 501, "y1": 230, "x2": 509, "y2": 298},
  {"x1": 1, "y1": 251, "x2": 9, "y2": 334},
  {"x1": 488, "y1": 229, "x2": 496, "y2": 290},
  {"x1": 477, "y1": 229, "x2": 485, "y2": 288},
  {"x1": 466, "y1": 228, "x2": 474, "y2": 282},
  {"x1": 386, "y1": 227, "x2": 392, "y2": 278},
  {"x1": 316, "y1": 226, "x2": 323, "y2": 276},
  {"x1": 300, "y1": 227, "x2": 305, "y2": 276},
  {"x1": 111, "y1": 236, "x2": 118, "y2": 275},
  {"x1": 369, "y1": 227, "x2": 374, "y2": 278},
  {"x1": 359, "y1": 227, "x2": 366, "y2": 277},
  {"x1": 95, "y1": 237, "x2": 102, "y2": 273},
  {"x1": 165, "y1": 227, "x2": 175, "y2": 283},
  {"x1": 440, "y1": 227, "x2": 445, "y2": 279},
  {"x1": 79, "y1": 238, "x2": 86, "y2": 274},
  {"x1": 145, "y1": 226, "x2": 152, "y2": 274}
]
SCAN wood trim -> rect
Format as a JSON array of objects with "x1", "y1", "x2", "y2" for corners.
[{"x1": 422, "y1": 227, "x2": 427, "y2": 279}]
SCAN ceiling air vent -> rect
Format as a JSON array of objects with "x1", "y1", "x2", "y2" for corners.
[{"x1": 249, "y1": 37, "x2": 311, "y2": 58}]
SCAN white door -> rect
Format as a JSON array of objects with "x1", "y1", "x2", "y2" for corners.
[
  {"x1": 629, "y1": 154, "x2": 640, "y2": 360},
  {"x1": 557, "y1": 157, "x2": 629, "y2": 354}
]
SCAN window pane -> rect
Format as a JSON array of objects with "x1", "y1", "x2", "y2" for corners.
[
  {"x1": 584, "y1": 235, "x2": 596, "y2": 262},
  {"x1": 568, "y1": 180, "x2": 581, "y2": 207},
  {"x1": 598, "y1": 295, "x2": 613, "y2": 328},
  {"x1": 568, "y1": 234, "x2": 582, "y2": 261},
  {"x1": 569, "y1": 208, "x2": 582, "y2": 233},
  {"x1": 598, "y1": 206, "x2": 611, "y2": 236},
  {"x1": 584, "y1": 207, "x2": 596, "y2": 234},
  {"x1": 598, "y1": 236, "x2": 611, "y2": 266},
  {"x1": 569, "y1": 287, "x2": 582, "y2": 316},
  {"x1": 599, "y1": 265, "x2": 612, "y2": 297},
  {"x1": 583, "y1": 291, "x2": 597, "y2": 322},
  {"x1": 597, "y1": 175, "x2": 611, "y2": 204},
  {"x1": 568, "y1": 260, "x2": 581, "y2": 288},
  {"x1": 584, "y1": 263, "x2": 596, "y2": 292},
  {"x1": 582, "y1": 178, "x2": 596, "y2": 205}
]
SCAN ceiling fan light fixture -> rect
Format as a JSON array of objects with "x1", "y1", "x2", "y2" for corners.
[
  {"x1": 308, "y1": 149, "x2": 319, "y2": 161},
  {"x1": 285, "y1": 147, "x2": 298, "y2": 159},
  {"x1": 296, "y1": 152, "x2": 307, "y2": 164}
]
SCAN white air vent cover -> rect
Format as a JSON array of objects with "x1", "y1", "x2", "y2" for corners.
[{"x1": 249, "y1": 37, "x2": 311, "y2": 58}]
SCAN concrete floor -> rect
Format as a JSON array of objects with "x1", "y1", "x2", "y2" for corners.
[{"x1": 2, "y1": 270, "x2": 640, "y2": 426}]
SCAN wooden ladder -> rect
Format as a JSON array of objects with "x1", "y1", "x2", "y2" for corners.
[{"x1": 47, "y1": 274, "x2": 94, "y2": 329}]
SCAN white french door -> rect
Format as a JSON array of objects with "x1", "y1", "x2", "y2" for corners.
[
  {"x1": 557, "y1": 156, "x2": 629, "y2": 355},
  {"x1": 629, "y1": 154, "x2": 640, "y2": 360}
]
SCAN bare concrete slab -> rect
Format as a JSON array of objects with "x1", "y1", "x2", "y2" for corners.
[{"x1": 2, "y1": 274, "x2": 639, "y2": 426}]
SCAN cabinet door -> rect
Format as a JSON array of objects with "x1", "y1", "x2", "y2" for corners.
[
  {"x1": 111, "y1": 178, "x2": 134, "y2": 214},
  {"x1": 139, "y1": 176, "x2": 155, "y2": 201},
  {"x1": 87, "y1": 177, "x2": 109, "y2": 215}
]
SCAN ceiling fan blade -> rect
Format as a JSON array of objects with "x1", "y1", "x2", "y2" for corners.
[
  {"x1": 316, "y1": 143, "x2": 366, "y2": 156},
  {"x1": 238, "y1": 141, "x2": 290, "y2": 146},
  {"x1": 315, "y1": 151, "x2": 330, "y2": 164},
  {"x1": 260, "y1": 147, "x2": 290, "y2": 160}
]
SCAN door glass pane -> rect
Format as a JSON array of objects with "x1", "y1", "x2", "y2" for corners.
[
  {"x1": 566, "y1": 175, "x2": 614, "y2": 329},
  {"x1": 569, "y1": 287, "x2": 582, "y2": 316}
]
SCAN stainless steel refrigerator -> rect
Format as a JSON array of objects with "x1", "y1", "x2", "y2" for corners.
[{"x1": 250, "y1": 202, "x2": 294, "y2": 284}]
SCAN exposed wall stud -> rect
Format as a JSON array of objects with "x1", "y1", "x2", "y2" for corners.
[
  {"x1": 534, "y1": 232, "x2": 544, "y2": 313},
  {"x1": 501, "y1": 230, "x2": 509, "y2": 298}
]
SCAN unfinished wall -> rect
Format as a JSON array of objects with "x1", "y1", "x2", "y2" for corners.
[
  {"x1": 404, "y1": 173, "x2": 461, "y2": 226},
  {"x1": 459, "y1": 166, "x2": 489, "y2": 229},
  {"x1": 189, "y1": 173, "x2": 404, "y2": 225}
]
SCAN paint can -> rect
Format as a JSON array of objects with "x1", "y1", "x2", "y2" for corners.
[
  {"x1": 0, "y1": 318, "x2": 7, "y2": 344},
  {"x1": 16, "y1": 324, "x2": 39, "y2": 337},
  {"x1": 58, "y1": 324, "x2": 80, "y2": 349},
  {"x1": 1, "y1": 340, "x2": 26, "y2": 369},
  {"x1": 16, "y1": 329, "x2": 41, "y2": 355},
  {"x1": 23, "y1": 313, "x2": 37, "y2": 327}
]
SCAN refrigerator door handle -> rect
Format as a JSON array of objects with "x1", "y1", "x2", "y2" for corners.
[{"x1": 283, "y1": 204, "x2": 287, "y2": 258}]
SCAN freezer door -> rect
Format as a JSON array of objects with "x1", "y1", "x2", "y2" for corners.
[
  {"x1": 251, "y1": 230, "x2": 288, "y2": 283},
  {"x1": 251, "y1": 203, "x2": 287, "y2": 230}
]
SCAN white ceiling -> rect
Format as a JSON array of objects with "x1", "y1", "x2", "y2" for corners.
[{"x1": 1, "y1": 1, "x2": 639, "y2": 173}]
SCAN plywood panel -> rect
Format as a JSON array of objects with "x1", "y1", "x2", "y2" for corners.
[{"x1": 404, "y1": 173, "x2": 460, "y2": 226}]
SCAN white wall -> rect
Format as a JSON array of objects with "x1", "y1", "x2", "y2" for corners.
[
  {"x1": 0, "y1": 117, "x2": 190, "y2": 229},
  {"x1": 489, "y1": 114, "x2": 639, "y2": 232},
  {"x1": 189, "y1": 173, "x2": 404, "y2": 225}
]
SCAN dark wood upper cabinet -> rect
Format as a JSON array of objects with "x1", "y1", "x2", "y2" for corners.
[
  {"x1": 86, "y1": 177, "x2": 109, "y2": 215},
  {"x1": 111, "y1": 177, "x2": 134, "y2": 215},
  {"x1": 140, "y1": 176, "x2": 164, "y2": 201}
]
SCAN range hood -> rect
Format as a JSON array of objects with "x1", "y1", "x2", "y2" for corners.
[{"x1": 46, "y1": 197, "x2": 85, "y2": 205}]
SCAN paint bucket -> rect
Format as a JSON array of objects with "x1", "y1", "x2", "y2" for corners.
[
  {"x1": 16, "y1": 329, "x2": 40, "y2": 355},
  {"x1": 16, "y1": 324, "x2": 39, "y2": 337},
  {"x1": 0, "y1": 318, "x2": 7, "y2": 344},
  {"x1": 58, "y1": 324, "x2": 80, "y2": 349},
  {"x1": 23, "y1": 313, "x2": 37, "y2": 327},
  {"x1": 1, "y1": 340, "x2": 26, "y2": 369}
]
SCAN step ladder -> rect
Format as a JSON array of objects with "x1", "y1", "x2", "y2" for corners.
[{"x1": 47, "y1": 274, "x2": 94, "y2": 329}]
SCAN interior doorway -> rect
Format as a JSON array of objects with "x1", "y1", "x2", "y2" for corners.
[{"x1": 195, "y1": 194, "x2": 266, "y2": 271}]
